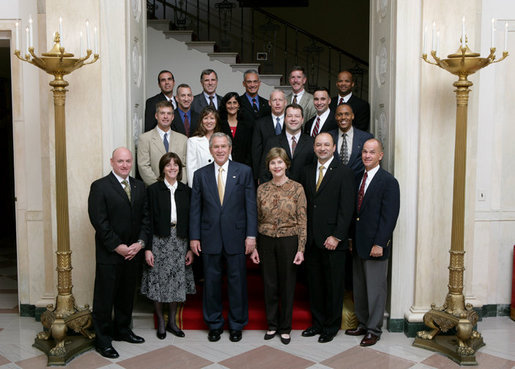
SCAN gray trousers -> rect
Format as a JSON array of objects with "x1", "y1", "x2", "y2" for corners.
[{"x1": 352, "y1": 255, "x2": 388, "y2": 336}]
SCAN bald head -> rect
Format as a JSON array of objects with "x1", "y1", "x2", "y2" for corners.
[{"x1": 111, "y1": 147, "x2": 133, "y2": 179}]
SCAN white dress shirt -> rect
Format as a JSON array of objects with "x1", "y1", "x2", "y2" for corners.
[
  {"x1": 285, "y1": 131, "x2": 301, "y2": 156},
  {"x1": 203, "y1": 92, "x2": 218, "y2": 109},
  {"x1": 360, "y1": 164, "x2": 380, "y2": 193},
  {"x1": 337, "y1": 126, "x2": 354, "y2": 159},
  {"x1": 214, "y1": 160, "x2": 229, "y2": 187},
  {"x1": 316, "y1": 156, "x2": 334, "y2": 183},
  {"x1": 164, "y1": 179, "x2": 178, "y2": 223},
  {"x1": 112, "y1": 172, "x2": 130, "y2": 188},
  {"x1": 310, "y1": 109, "x2": 331, "y2": 136}
]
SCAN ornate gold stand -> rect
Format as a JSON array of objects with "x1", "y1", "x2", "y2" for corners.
[
  {"x1": 412, "y1": 44, "x2": 507, "y2": 366},
  {"x1": 15, "y1": 33, "x2": 99, "y2": 366}
]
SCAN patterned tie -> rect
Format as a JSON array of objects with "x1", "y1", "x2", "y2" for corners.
[
  {"x1": 121, "y1": 179, "x2": 131, "y2": 201},
  {"x1": 312, "y1": 117, "x2": 321, "y2": 137},
  {"x1": 315, "y1": 166, "x2": 325, "y2": 191},
  {"x1": 357, "y1": 172, "x2": 368, "y2": 211},
  {"x1": 275, "y1": 117, "x2": 282, "y2": 135},
  {"x1": 339, "y1": 97, "x2": 344, "y2": 105},
  {"x1": 252, "y1": 98, "x2": 258, "y2": 113},
  {"x1": 340, "y1": 133, "x2": 349, "y2": 165},
  {"x1": 293, "y1": 95, "x2": 298, "y2": 104},
  {"x1": 163, "y1": 132, "x2": 169, "y2": 152},
  {"x1": 183, "y1": 113, "x2": 190, "y2": 137},
  {"x1": 217, "y1": 167, "x2": 225, "y2": 205},
  {"x1": 209, "y1": 95, "x2": 215, "y2": 108},
  {"x1": 291, "y1": 135, "x2": 297, "y2": 155}
]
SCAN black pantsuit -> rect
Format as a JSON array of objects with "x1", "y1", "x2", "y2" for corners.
[{"x1": 258, "y1": 234, "x2": 298, "y2": 334}]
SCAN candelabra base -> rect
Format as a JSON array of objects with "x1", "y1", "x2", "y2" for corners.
[
  {"x1": 413, "y1": 304, "x2": 484, "y2": 366},
  {"x1": 33, "y1": 301, "x2": 95, "y2": 366}
]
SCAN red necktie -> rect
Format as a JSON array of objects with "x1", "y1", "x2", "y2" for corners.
[
  {"x1": 183, "y1": 113, "x2": 190, "y2": 137},
  {"x1": 312, "y1": 117, "x2": 321, "y2": 137},
  {"x1": 357, "y1": 172, "x2": 368, "y2": 211},
  {"x1": 339, "y1": 97, "x2": 344, "y2": 105},
  {"x1": 291, "y1": 135, "x2": 297, "y2": 155}
]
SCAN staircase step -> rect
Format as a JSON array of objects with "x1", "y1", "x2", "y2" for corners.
[
  {"x1": 259, "y1": 74, "x2": 283, "y2": 87},
  {"x1": 186, "y1": 41, "x2": 216, "y2": 53},
  {"x1": 165, "y1": 30, "x2": 194, "y2": 42},
  {"x1": 147, "y1": 19, "x2": 170, "y2": 31},
  {"x1": 276, "y1": 85, "x2": 293, "y2": 95},
  {"x1": 208, "y1": 52, "x2": 238, "y2": 64},
  {"x1": 230, "y1": 63, "x2": 261, "y2": 74}
]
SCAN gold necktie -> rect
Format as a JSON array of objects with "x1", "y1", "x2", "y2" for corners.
[
  {"x1": 315, "y1": 166, "x2": 325, "y2": 191},
  {"x1": 217, "y1": 167, "x2": 225, "y2": 205},
  {"x1": 121, "y1": 179, "x2": 131, "y2": 201}
]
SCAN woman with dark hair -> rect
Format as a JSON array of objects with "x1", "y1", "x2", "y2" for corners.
[
  {"x1": 142, "y1": 152, "x2": 195, "y2": 339},
  {"x1": 251, "y1": 147, "x2": 307, "y2": 345},
  {"x1": 219, "y1": 92, "x2": 253, "y2": 166},
  {"x1": 186, "y1": 106, "x2": 223, "y2": 185}
]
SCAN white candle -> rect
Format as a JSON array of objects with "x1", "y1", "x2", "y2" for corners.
[
  {"x1": 25, "y1": 26, "x2": 29, "y2": 55},
  {"x1": 505, "y1": 22, "x2": 508, "y2": 51},
  {"x1": 432, "y1": 21, "x2": 436, "y2": 51},
  {"x1": 436, "y1": 31, "x2": 440, "y2": 57},
  {"x1": 86, "y1": 20, "x2": 91, "y2": 50},
  {"x1": 15, "y1": 22, "x2": 20, "y2": 51},
  {"x1": 28, "y1": 16, "x2": 33, "y2": 48},
  {"x1": 79, "y1": 31, "x2": 83, "y2": 57},
  {"x1": 423, "y1": 26, "x2": 427, "y2": 54},
  {"x1": 462, "y1": 16, "x2": 466, "y2": 48},
  {"x1": 491, "y1": 18, "x2": 495, "y2": 48},
  {"x1": 94, "y1": 27, "x2": 98, "y2": 54},
  {"x1": 59, "y1": 16, "x2": 63, "y2": 46}
]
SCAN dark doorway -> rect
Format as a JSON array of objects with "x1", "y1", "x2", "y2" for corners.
[{"x1": 0, "y1": 40, "x2": 18, "y2": 313}]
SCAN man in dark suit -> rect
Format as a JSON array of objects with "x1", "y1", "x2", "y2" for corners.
[
  {"x1": 239, "y1": 69, "x2": 270, "y2": 124},
  {"x1": 251, "y1": 89, "x2": 286, "y2": 181},
  {"x1": 329, "y1": 70, "x2": 370, "y2": 132},
  {"x1": 329, "y1": 103, "x2": 373, "y2": 178},
  {"x1": 88, "y1": 147, "x2": 150, "y2": 358},
  {"x1": 191, "y1": 69, "x2": 223, "y2": 115},
  {"x1": 300, "y1": 133, "x2": 355, "y2": 343},
  {"x1": 144, "y1": 70, "x2": 177, "y2": 132},
  {"x1": 260, "y1": 103, "x2": 314, "y2": 183},
  {"x1": 171, "y1": 83, "x2": 199, "y2": 137},
  {"x1": 189, "y1": 132, "x2": 257, "y2": 343},
  {"x1": 304, "y1": 87, "x2": 338, "y2": 137},
  {"x1": 345, "y1": 138, "x2": 400, "y2": 347}
]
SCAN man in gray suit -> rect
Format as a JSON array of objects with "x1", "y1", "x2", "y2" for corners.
[
  {"x1": 286, "y1": 66, "x2": 316, "y2": 122},
  {"x1": 137, "y1": 101, "x2": 188, "y2": 186},
  {"x1": 191, "y1": 69, "x2": 223, "y2": 115}
]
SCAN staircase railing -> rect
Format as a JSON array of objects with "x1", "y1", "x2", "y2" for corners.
[{"x1": 147, "y1": 0, "x2": 369, "y2": 98}]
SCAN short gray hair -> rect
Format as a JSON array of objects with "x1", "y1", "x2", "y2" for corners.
[
  {"x1": 209, "y1": 132, "x2": 232, "y2": 148},
  {"x1": 243, "y1": 69, "x2": 259, "y2": 79}
]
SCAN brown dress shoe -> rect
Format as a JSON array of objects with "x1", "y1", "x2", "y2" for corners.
[
  {"x1": 360, "y1": 333, "x2": 380, "y2": 346},
  {"x1": 345, "y1": 327, "x2": 367, "y2": 336}
]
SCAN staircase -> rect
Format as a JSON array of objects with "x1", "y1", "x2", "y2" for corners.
[{"x1": 146, "y1": 20, "x2": 289, "y2": 99}]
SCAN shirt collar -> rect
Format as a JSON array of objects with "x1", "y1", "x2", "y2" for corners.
[
  {"x1": 317, "y1": 156, "x2": 334, "y2": 170},
  {"x1": 112, "y1": 171, "x2": 129, "y2": 184},
  {"x1": 164, "y1": 178, "x2": 178, "y2": 191}
]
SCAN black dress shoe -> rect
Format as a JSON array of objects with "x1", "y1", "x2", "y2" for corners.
[
  {"x1": 229, "y1": 329, "x2": 242, "y2": 342},
  {"x1": 166, "y1": 326, "x2": 185, "y2": 338},
  {"x1": 113, "y1": 330, "x2": 145, "y2": 344},
  {"x1": 345, "y1": 327, "x2": 367, "y2": 336},
  {"x1": 301, "y1": 327, "x2": 321, "y2": 337},
  {"x1": 264, "y1": 331, "x2": 276, "y2": 340},
  {"x1": 96, "y1": 346, "x2": 119, "y2": 359},
  {"x1": 208, "y1": 328, "x2": 223, "y2": 342},
  {"x1": 280, "y1": 334, "x2": 291, "y2": 345},
  {"x1": 318, "y1": 333, "x2": 335, "y2": 343},
  {"x1": 156, "y1": 330, "x2": 166, "y2": 340},
  {"x1": 360, "y1": 333, "x2": 380, "y2": 346}
]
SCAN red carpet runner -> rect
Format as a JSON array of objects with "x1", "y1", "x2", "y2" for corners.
[{"x1": 178, "y1": 259, "x2": 312, "y2": 330}]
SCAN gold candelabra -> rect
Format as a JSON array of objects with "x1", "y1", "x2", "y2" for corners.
[
  {"x1": 15, "y1": 30, "x2": 99, "y2": 365},
  {"x1": 413, "y1": 26, "x2": 508, "y2": 366}
]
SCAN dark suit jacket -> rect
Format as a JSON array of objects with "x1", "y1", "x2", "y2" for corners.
[
  {"x1": 251, "y1": 115, "x2": 284, "y2": 179},
  {"x1": 191, "y1": 93, "x2": 223, "y2": 115},
  {"x1": 189, "y1": 161, "x2": 257, "y2": 255},
  {"x1": 259, "y1": 132, "x2": 314, "y2": 183},
  {"x1": 330, "y1": 94, "x2": 371, "y2": 132},
  {"x1": 303, "y1": 109, "x2": 338, "y2": 136},
  {"x1": 353, "y1": 167, "x2": 400, "y2": 260},
  {"x1": 301, "y1": 159, "x2": 355, "y2": 250},
  {"x1": 147, "y1": 180, "x2": 190, "y2": 247},
  {"x1": 329, "y1": 127, "x2": 373, "y2": 178},
  {"x1": 239, "y1": 94, "x2": 271, "y2": 124},
  {"x1": 144, "y1": 92, "x2": 176, "y2": 132},
  {"x1": 220, "y1": 118, "x2": 253, "y2": 167},
  {"x1": 171, "y1": 109, "x2": 200, "y2": 137},
  {"x1": 88, "y1": 173, "x2": 150, "y2": 264}
]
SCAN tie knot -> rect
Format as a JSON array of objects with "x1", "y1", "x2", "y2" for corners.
[
  {"x1": 121, "y1": 179, "x2": 128, "y2": 187},
  {"x1": 292, "y1": 136, "x2": 296, "y2": 142},
  {"x1": 320, "y1": 166, "x2": 325, "y2": 170}
]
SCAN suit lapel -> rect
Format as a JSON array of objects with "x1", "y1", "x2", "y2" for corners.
[
  {"x1": 360, "y1": 167, "x2": 383, "y2": 212},
  {"x1": 316, "y1": 159, "x2": 338, "y2": 194},
  {"x1": 279, "y1": 134, "x2": 292, "y2": 158},
  {"x1": 205, "y1": 163, "x2": 220, "y2": 206},
  {"x1": 151, "y1": 128, "x2": 167, "y2": 154},
  {"x1": 306, "y1": 163, "x2": 317, "y2": 197},
  {"x1": 223, "y1": 161, "x2": 238, "y2": 207},
  {"x1": 108, "y1": 172, "x2": 132, "y2": 204}
]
